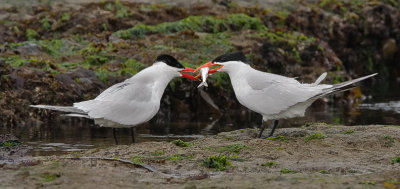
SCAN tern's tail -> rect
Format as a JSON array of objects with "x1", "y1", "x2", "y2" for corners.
[
  {"x1": 197, "y1": 82, "x2": 208, "y2": 88},
  {"x1": 323, "y1": 73, "x2": 378, "y2": 94},
  {"x1": 312, "y1": 72, "x2": 327, "y2": 86},
  {"x1": 30, "y1": 105, "x2": 86, "y2": 114}
]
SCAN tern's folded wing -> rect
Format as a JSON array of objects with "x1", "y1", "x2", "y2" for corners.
[
  {"x1": 74, "y1": 81, "x2": 158, "y2": 125},
  {"x1": 243, "y1": 72, "x2": 323, "y2": 116}
]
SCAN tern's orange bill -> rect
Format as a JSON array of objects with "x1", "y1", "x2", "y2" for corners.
[{"x1": 179, "y1": 67, "x2": 200, "y2": 81}]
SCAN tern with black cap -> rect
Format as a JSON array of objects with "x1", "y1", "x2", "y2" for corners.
[
  {"x1": 197, "y1": 52, "x2": 377, "y2": 138},
  {"x1": 31, "y1": 54, "x2": 198, "y2": 144}
]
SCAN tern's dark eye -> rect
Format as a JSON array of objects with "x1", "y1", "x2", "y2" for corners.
[{"x1": 156, "y1": 54, "x2": 184, "y2": 69}]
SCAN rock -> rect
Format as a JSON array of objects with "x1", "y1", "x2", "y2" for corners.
[
  {"x1": 382, "y1": 38, "x2": 398, "y2": 60},
  {"x1": 8, "y1": 72, "x2": 25, "y2": 89},
  {"x1": 55, "y1": 74, "x2": 76, "y2": 86},
  {"x1": 15, "y1": 42, "x2": 44, "y2": 56}
]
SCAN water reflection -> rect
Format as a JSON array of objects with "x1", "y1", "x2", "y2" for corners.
[
  {"x1": 359, "y1": 101, "x2": 400, "y2": 114},
  {"x1": 1, "y1": 83, "x2": 400, "y2": 156}
]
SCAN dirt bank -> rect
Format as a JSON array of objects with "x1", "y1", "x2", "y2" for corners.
[
  {"x1": 4, "y1": 0, "x2": 397, "y2": 128},
  {"x1": 1, "y1": 124, "x2": 399, "y2": 188}
]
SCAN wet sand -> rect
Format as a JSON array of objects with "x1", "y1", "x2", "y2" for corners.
[{"x1": 1, "y1": 124, "x2": 399, "y2": 188}]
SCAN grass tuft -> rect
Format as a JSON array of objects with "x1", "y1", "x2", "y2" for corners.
[
  {"x1": 171, "y1": 139, "x2": 192, "y2": 147},
  {"x1": 266, "y1": 136, "x2": 288, "y2": 142},
  {"x1": 0, "y1": 140, "x2": 21, "y2": 147},
  {"x1": 170, "y1": 154, "x2": 193, "y2": 161},
  {"x1": 150, "y1": 151, "x2": 164, "y2": 156},
  {"x1": 364, "y1": 180, "x2": 376, "y2": 185},
  {"x1": 26, "y1": 29, "x2": 39, "y2": 40},
  {"x1": 261, "y1": 161, "x2": 276, "y2": 167},
  {"x1": 215, "y1": 143, "x2": 250, "y2": 153},
  {"x1": 318, "y1": 170, "x2": 329, "y2": 174},
  {"x1": 42, "y1": 173, "x2": 60, "y2": 182},
  {"x1": 304, "y1": 133, "x2": 326, "y2": 141},
  {"x1": 343, "y1": 130, "x2": 354, "y2": 134},
  {"x1": 383, "y1": 136, "x2": 395, "y2": 147},
  {"x1": 391, "y1": 157, "x2": 400, "y2": 164},
  {"x1": 280, "y1": 168, "x2": 296, "y2": 174},
  {"x1": 130, "y1": 156, "x2": 144, "y2": 164},
  {"x1": 203, "y1": 155, "x2": 231, "y2": 171}
]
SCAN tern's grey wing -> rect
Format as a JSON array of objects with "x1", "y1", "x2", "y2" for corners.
[
  {"x1": 241, "y1": 71, "x2": 323, "y2": 116},
  {"x1": 245, "y1": 70, "x2": 300, "y2": 90},
  {"x1": 74, "y1": 81, "x2": 159, "y2": 126}
]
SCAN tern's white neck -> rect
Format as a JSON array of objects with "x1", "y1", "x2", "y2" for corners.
[
  {"x1": 216, "y1": 61, "x2": 252, "y2": 100},
  {"x1": 128, "y1": 62, "x2": 181, "y2": 98}
]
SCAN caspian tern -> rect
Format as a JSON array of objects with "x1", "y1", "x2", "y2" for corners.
[
  {"x1": 31, "y1": 55, "x2": 198, "y2": 144},
  {"x1": 197, "y1": 52, "x2": 377, "y2": 138}
]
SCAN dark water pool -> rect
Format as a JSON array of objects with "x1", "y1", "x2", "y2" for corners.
[{"x1": 1, "y1": 81, "x2": 399, "y2": 156}]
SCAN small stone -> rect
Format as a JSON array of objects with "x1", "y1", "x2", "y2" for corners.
[{"x1": 382, "y1": 38, "x2": 398, "y2": 60}]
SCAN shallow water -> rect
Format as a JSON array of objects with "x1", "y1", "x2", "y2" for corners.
[{"x1": 1, "y1": 82, "x2": 399, "y2": 156}]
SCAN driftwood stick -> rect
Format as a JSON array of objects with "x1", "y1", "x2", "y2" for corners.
[{"x1": 61, "y1": 156, "x2": 176, "y2": 177}]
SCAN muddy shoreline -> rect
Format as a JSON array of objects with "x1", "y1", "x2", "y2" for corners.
[{"x1": 1, "y1": 124, "x2": 399, "y2": 188}]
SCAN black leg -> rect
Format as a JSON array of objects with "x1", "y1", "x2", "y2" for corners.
[
  {"x1": 113, "y1": 128, "x2": 119, "y2": 145},
  {"x1": 267, "y1": 120, "x2": 279, "y2": 138},
  {"x1": 257, "y1": 120, "x2": 267, "y2": 138},
  {"x1": 130, "y1": 127, "x2": 135, "y2": 144}
]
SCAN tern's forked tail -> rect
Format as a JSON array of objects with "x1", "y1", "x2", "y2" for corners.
[
  {"x1": 323, "y1": 73, "x2": 378, "y2": 94},
  {"x1": 30, "y1": 105, "x2": 85, "y2": 114},
  {"x1": 312, "y1": 72, "x2": 327, "y2": 86}
]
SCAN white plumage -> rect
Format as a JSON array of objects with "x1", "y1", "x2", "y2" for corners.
[
  {"x1": 32, "y1": 62, "x2": 178, "y2": 127},
  {"x1": 31, "y1": 55, "x2": 197, "y2": 143},
  {"x1": 198, "y1": 52, "x2": 377, "y2": 137},
  {"x1": 228, "y1": 62, "x2": 330, "y2": 120},
  {"x1": 74, "y1": 62, "x2": 178, "y2": 127}
]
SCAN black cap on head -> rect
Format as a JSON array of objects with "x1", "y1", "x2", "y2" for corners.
[
  {"x1": 156, "y1": 54, "x2": 184, "y2": 69},
  {"x1": 213, "y1": 52, "x2": 247, "y2": 63}
]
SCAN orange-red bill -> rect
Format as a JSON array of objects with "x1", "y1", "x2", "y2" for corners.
[{"x1": 179, "y1": 67, "x2": 200, "y2": 81}]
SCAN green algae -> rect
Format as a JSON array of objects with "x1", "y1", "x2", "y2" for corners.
[
  {"x1": 304, "y1": 133, "x2": 326, "y2": 141},
  {"x1": 383, "y1": 135, "x2": 395, "y2": 147},
  {"x1": 130, "y1": 156, "x2": 144, "y2": 164},
  {"x1": 0, "y1": 38, "x2": 147, "y2": 83},
  {"x1": 203, "y1": 155, "x2": 231, "y2": 171},
  {"x1": 114, "y1": 14, "x2": 267, "y2": 39},
  {"x1": 170, "y1": 154, "x2": 193, "y2": 161},
  {"x1": 281, "y1": 168, "x2": 296, "y2": 174},
  {"x1": 1, "y1": 56, "x2": 32, "y2": 67},
  {"x1": 0, "y1": 140, "x2": 21, "y2": 147},
  {"x1": 343, "y1": 130, "x2": 354, "y2": 134},
  {"x1": 261, "y1": 31, "x2": 315, "y2": 45},
  {"x1": 171, "y1": 139, "x2": 192, "y2": 147},
  {"x1": 266, "y1": 136, "x2": 289, "y2": 142},
  {"x1": 3, "y1": 39, "x2": 88, "y2": 58},
  {"x1": 42, "y1": 173, "x2": 59, "y2": 182},
  {"x1": 38, "y1": 39, "x2": 87, "y2": 58},
  {"x1": 25, "y1": 29, "x2": 39, "y2": 40},
  {"x1": 261, "y1": 161, "x2": 277, "y2": 167},
  {"x1": 150, "y1": 151, "x2": 164, "y2": 156},
  {"x1": 40, "y1": 16, "x2": 51, "y2": 30},
  {"x1": 118, "y1": 59, "x2": 145, "y2": 76},
  {"x1": 60, "y1": 12, "x2": 71, "y2": 22},
  {"x1": 94, "y1": 68, "x2": 115, "y2": 83},
  {"x1": 105, "y1": 0, "x2": 132, "y2": 19}
]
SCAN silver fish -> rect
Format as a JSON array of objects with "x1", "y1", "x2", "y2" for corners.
[{"x1": 197, "y1": 67, "x2": 209, "y2": 88}]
